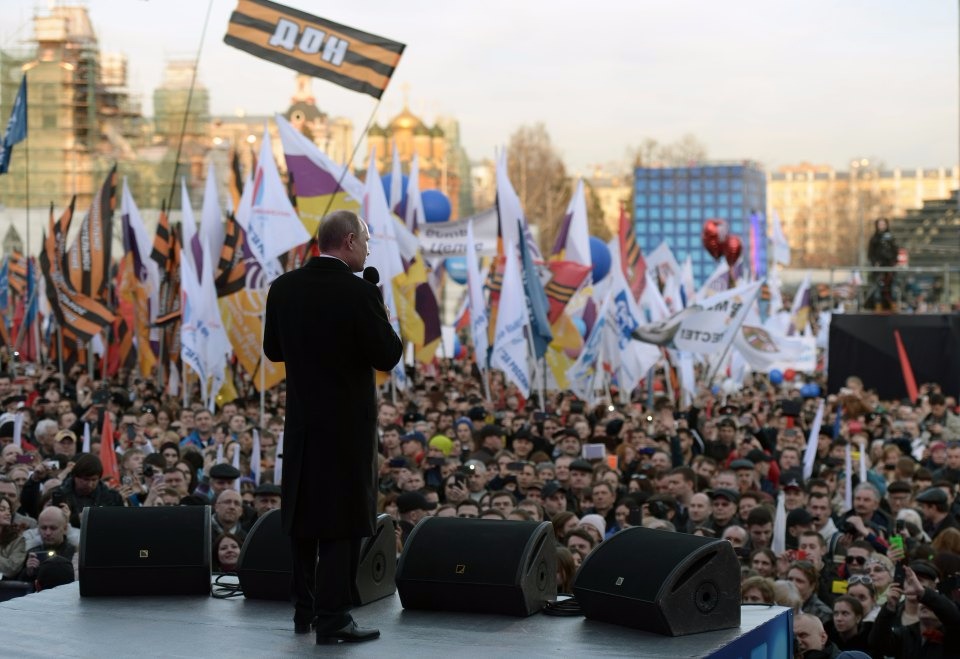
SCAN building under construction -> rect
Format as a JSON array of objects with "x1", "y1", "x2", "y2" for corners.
[{"x1": 0, "y1": 5, "x2": 145, "y2": 211}]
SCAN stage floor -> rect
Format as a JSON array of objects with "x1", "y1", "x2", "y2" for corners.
[{"x1": 0, "y1": 583, "x2": 790, "y2": 657}]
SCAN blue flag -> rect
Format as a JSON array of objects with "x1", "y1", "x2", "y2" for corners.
[
  {"x1": 0, "y1": 258, "x2": 8, "y2": 316},
  {"x1": 0, "y1": 75, "x2": 27, "y2": 175},
  {"x1": 517, "y1": 220, "x2": 553, "y2": 359}
]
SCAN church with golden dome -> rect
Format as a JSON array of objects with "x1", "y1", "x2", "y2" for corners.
[{"x1": 366, "y1": 102, "x2": 463, "y2": 219}]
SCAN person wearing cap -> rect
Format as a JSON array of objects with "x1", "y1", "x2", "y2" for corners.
[
  {"x1": 542, "y1": 482, "x2": 570, "y2": 517},
  {"x1": 567, "y1": 459, "x2": 594, "y2": 503},
  {"x1": 399, "y1": 432, "x2": 427, "y2": 463},
  {"x1": 253, "y1": 483, "x2": 282, "y2": 518},
  {"x1": 469, "y1": 425, "x2": 506, "y2": 463},
  {"x1": 916, "y1": 487, "x2": 960, "y2": 540},
  {"x1": 54, "y1": 429, "x2": 77, "y2": 460},
  {"x1": 396, "y1": 491, "x2": 436, "y2": 544},
  {"x1": 786, "y1": 508, "x2": 815, "y2": 550},
  {"x1": 782, "y1": 471, "x2": 807, "y2": 512},
  {"x1": 510, "y1": 430, "x2": 536, "y2": 461},
  {"x1": 731, "y1": 458, "x2": 758, "y2": 494},
  {"x1": 705, "y1": 488, "x2": 741, "y2": 536},
  {"x1": 265, "y1": 212, "x2": 403, "y2": 644},
  {"x1": 55, "y1": 454, "x2": 123, "y2": 527},
  {"x1": 554, "y1": 429, "x2": 582, "y2": 459}
]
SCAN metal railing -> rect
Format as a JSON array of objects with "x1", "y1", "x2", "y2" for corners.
[{"x1": 826, "y1": 265, "x2": 959, "y2": 312}]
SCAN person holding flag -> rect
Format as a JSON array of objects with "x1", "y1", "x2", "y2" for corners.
[{"x1": 264, "y1": 210, "x2": 402, "y2": 645}]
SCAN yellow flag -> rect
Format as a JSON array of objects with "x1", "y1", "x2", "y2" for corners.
[{"x1": 219, "y1": 289, "x2": 286, "y2": 392}]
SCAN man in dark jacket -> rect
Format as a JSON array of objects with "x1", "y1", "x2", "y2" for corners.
[
  {"x1": 264, "y1": 210, "x2": 403, "y2": 645},
  {"x1": 56, "y1": 454, "x2": 123, "y2": 528}
]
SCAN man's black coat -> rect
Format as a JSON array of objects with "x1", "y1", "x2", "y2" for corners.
[{"x1": 264, "y1": 257, "x2": 402, "y2": 539}]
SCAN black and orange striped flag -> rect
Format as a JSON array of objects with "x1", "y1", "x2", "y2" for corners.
[
  {"x1": 545, "y1": 261, "x2": 591, "y2": 324},
  {"x1": 65, "y1": 166, "x2": 117, "y2": 302},
  {"x1": 39, "y1": 198, "x2": 115, "y2": 342},
  {"x1": 152, "y1": 203, "x2": 182, "y2": 325},
  {"x1": 215, "y1": 215, "x2": 247, "y2": 298},
  {"x1": 618, "y1": 201, "x2": 646, "y2": 300},
  {"x1": 223, "y1": 0, "x2": 405, "y2": 99},
  {"x1": 8, "y1": 251, "x2": 26, "y2": 297}
]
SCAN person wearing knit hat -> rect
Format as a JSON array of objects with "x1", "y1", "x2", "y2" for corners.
[
  {"x1": 428, "y1": 435, "x2": 454, "y2": 457},
  {"x1": 453, "y1": 417, "x2": 474, "y2": 454},
  {"x1": 579, "y1": 514, "x2": 606, "y2": 544}
]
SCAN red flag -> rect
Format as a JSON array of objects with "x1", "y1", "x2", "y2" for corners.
[
  {"x1": 893, "y1": 329, "x2": 919, "y2": 403},
  {"x1": 99, "y1": 412, "x2": 120, "y2": 486}
]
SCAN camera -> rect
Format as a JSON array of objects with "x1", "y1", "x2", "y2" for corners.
[
  {"x1": 143, "y1": 464, "x2": 155, "y2": 479},
  {"x1": 32, "y1": 550, "x2": 56, "y2": 564},
  {"x1": 843, "y1": 521, "x2": 860, "y2": 535},
  {"x1": 51, "y1": 490, "x2": 65, "y2": 506},
  {"x1": 91, "y1": 386, "x2": 110, "y2": 405}
]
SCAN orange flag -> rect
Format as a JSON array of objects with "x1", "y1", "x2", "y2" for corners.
[
  {"x1": 99, "y1": 412, "x2": 120, "y2": 487},
  {"x1": 893, "y1": 329, "x2": 919, "y2": 403}
]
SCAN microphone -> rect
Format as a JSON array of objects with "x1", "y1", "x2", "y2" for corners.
[{"x1": 362, "y1": 266, "x2": 380, "y2": 286}]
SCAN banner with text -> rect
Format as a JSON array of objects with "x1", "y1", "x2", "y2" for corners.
[{"x1": 418, "y1": 208, "x2": 498, "y2": 259}]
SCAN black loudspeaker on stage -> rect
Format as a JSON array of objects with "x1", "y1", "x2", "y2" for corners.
[
  {"x1": 79, "y1": 506, "x2": 212, "y2": 597},
  {"x1": 395, "y1": 517, "x2": 556, "y2": 617},
  {"x1": 573, "y1": 527, "x2": 741, "y2": 636},
  {"x1": 237, "y1": 510, "x2": 397, "y2": 604}
]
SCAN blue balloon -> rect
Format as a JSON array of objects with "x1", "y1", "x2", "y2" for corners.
[
  {"x1": 422, "y1": 189, "x2": 452, "y2": 223},
  {"x1": 711, "y1": 384, "x2": 721, "y2": 396},
  {"x1": 769, "y1": 369, "x2": 783, "y2": 386},
  {"x1": 801, "y1": 383, "x2": 821, "y2": 398},
  {"x1": 445, "y1": 257, "x2": 468, "y2": 285},
  {"x1": 380, "y1": 174, "x2": 409, "y2": 208},
  {"x1": 589, "y1": 237, "x2": 611, "y2": 282},
  {"x1": 572, "y1": 316, "x2": 587, "y2": 337}
]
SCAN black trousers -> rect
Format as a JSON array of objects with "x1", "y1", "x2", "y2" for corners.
[{"x1": 291, "y1": 536, "x2": 362, "y2": 633}]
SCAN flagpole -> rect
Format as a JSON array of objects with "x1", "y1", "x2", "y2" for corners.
[
  {"x1": 259, "y1": 309, "x2": 266, "y2": 426},
  {"x1": 56, "y1": 324, "x2": 63, "y2": 375},
  {"x1": 164, "y1": 0, "x2": 215, "y2": 211},
  {"x1": 314, "y1": 99, "x2": 382, "y2": 229},
  {"x1": 24, "y1": 121, "x2": 29, "y2": 257},
  {"x1": 87, "y1": 340, "x2": 94, "y2": 379}
]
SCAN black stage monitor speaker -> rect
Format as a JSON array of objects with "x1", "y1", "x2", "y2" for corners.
[
  {"x1": 573, "y1": 527, "x2": 741, "y2": 636},
  {"x1": 79, "y1": 506, "x2": 211, "y2": 597},
  {"x1": 237, "y1": 510, "x2": 397, "y2": 604},
  {"x1": 395, "y1": 517, "x2": 556, "y2": 617}
]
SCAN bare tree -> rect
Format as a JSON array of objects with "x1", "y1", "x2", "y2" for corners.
[
  {"x1": 584, "y1": 180, "x2": 612, "y2": 241},
  {"x1": 626, "y1": 134, "x2": 708, "y2": 168},
  {"x1": 506, "y1": 123, "x2": 572, "y2": 253}
]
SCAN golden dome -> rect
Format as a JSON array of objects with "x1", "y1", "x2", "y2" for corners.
[{"x1": 388, "y1": 105, "x2": 426, "y2": 132}]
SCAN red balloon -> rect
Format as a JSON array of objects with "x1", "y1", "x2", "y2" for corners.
[
  {"x1": 701, "y1": 219, "x2": 728, "y2": 259},
  {"x1": 722, "y1": 235, "x2": 743, "y2": 267},
  {"x1": 783, "y1": 368, "x2": 796, "y2": 382}
]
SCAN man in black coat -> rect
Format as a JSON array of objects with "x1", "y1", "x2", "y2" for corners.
[{"x1": 264, "y1": 210, "x2": 402, "y2": 645}]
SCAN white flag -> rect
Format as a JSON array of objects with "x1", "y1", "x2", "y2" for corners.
[
  {"x1": 121, "y1": 178, "x2": 161, "y2": 323},
  {"x1": 275, "y1": 431, "x2": 284, "y2": 485},
  {"x1": 772, "y1": 491, "x2": 787, "y2": 554},
  {"x1": 200, "y1": 160, "x2": 225, "y2": 259},
  {"x1": 496, "y1": 150, "x2": 541, "y2": 260},
  {"x1": 180, "y1": 177, "x2": 199, "y2": 272},
  {"x1": 557, "y1": 179, "x2": 592, "y2": 267},
  {"x1": 389, "y1": 142, "x2": 404, "y2": 214},
  {"x1": 844, "y1": 443, "x2": 853, "y2": 513},
  {"x1": 245, "y1": 123, "x2": 310, "y2": 276},
  {"x1": 466, "y1": 220, "x2": 489, "y2": 372},
  {"x1": 251, "y1": 429, "x2": 262, "y2": 486},
  {"x1": 803, "y1": 399, "x2": 825, "y2": 480},
  {"x1": 82, "y1": 421, "x2": 91, "y2": 453},
  {"x1": 770, "y1": 209, "x2": 791, "y2": 266},
  {"x1": 12, "y1": 412, "x2": 22, "y2": 448},
  {"x1": 232, "y1": 443, "x2": 241, "y2": 493},
  {"x1": 568, "y1": 294, "x2": 611, "y2": 401},
  {"x1": 695, "y1": 260, "x2": 731, "y2": 303},
  {"x1": 490, "y1": 241, "x2": 531, "y2": 398},
  {"x1": 404, "y1": 154, "x2": 425, "y2": 234}
]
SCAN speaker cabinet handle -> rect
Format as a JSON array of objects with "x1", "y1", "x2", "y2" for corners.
[
  {"x1": 524, "y1": 529, "x2": 548, "y2": 575},
  {"x1": 670, "y1": 550, "x2": 716, "y2": 593}
]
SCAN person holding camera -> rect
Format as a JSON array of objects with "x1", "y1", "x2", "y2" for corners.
[
  {"x1": 869, "y1": 566, "x2": 960, "y2": 658},
  {"x1": 17, "y1": 506, "x2": 75, "y2": 582}
]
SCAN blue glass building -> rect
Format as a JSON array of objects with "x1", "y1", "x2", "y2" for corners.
[{"x1": 633, "y1": 162, "x2": 767, "y2": 286}]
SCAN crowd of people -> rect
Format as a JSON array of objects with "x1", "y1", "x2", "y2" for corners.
[{"x1": 0, "y1": 358, "x2": 959, "y2": 658}]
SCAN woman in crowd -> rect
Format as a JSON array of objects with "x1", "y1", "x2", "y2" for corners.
[
  {"x1": 212, "y1": 532, "x2": 242, "y2": 574},
  {"x1": 741, "y1": 576, "x2": 775, "y2": 604},
  {"x1": 750, "y1": 548, "x2": 777, "y2": 579},
  {"x1": 773, "y1": 579, "x2": 803, "y2": 613},
  {"x1": 0, "y1": 497, "x2": 26, "y2": 578},
  {"x1": 555, "y1": 546, "x2": 576, "y2": 594},
  {"x1": 825, "y1": 594, "x2": 871, "y2": 653},
  {"x1": 788, "y1": 560, "x2": 832, "y2": 625},
  {"x1": 551, "y1": 511, "x2": 579, "y2": 543},
  {"x1": 159, "y1": 442, "x2": 180, "y2": 469},
  {"x1": 865, "y1": 554, "x2": 894, "y2": 607},
  {"x1": 846, "y1": 575, "x2": 880, "y2": 623}
]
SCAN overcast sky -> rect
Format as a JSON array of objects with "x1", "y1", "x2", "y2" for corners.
[{"x1": 3, "y1": 0, "x2": 958, "y2": 175}]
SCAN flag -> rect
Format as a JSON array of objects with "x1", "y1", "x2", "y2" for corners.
[
  {"x1": 803, "y1": 399, "x2": 825, "y2": 480},
  {"x1": 490, "y1": 240, "x2": 531, "y2": 397},
  {"x1": 120, "y1": 179, "x2": 161, "y2": 376},
  {"x1": 66, "y1": 166, "x2": 117, "y2": 301},
  {"x1": 251, "y1": 429, "x2": 262, "y2": 485},
  {"x1": 496, "y1": 150, "x2": 542, "y2": 260},
  {"x1": 618, "y1": 202, "x2": 645, "y2": 300},
  {"x1": 8, "y1": 251, "x2": 26, "y2": 297},
  {"x1": 181, "y1": 177, "x2": 202, "y2": 273},
  {"x1": 466, "y1": 219, "x2": 489, "y2": 372},
  {"x1": 770, "y1": 209, "x2": 791, "y2": 266},
  {"x1": 749, "y1": 211, "x2": 764, "y2": 279},
  {"x1": 275, "y1": 431, "x2": 284, "y2": 485},
  {"x1": 232, "y1": 442, "x2": 242, "y2": 493},
  {"x1": 771, "y1": 491, "x2": 787, "y2": 555},
  {"x1": 12, "y1": 412, "x2": 22, "y2": 448},
  {"x1": 517, "y1": 221, "x2": 553, "y2": 359},
  {"x1": 200, "y1": 160, "x2": 226, "y2": 259},
  {"x1": 215, "y1": 214, "x2": 249, "y2": 297},
  {"x1": 0, "y1": 258, "x2": 8, "y2": 317},
  {"x1": 551, "y1": 179, "x2": 591, "y2": 267},
  {"x1": 605, "y1": 267, "x2": 660, "y2": 387},
  {"x1": 82, "y1": 421, "x2": 91, "y2": 453},
  {"x1": 0, "y1": 75, "x2": 27, "y2": 175},
  {"x1": 405, "y1": 154, "x2": 424, "y2": 233},
  {"x1": 100, "y1": 411, "x2": 120, "y2": 486},
  {"x1": 544, "y1": 261, "x2": 591, "y2": 324},
  {"x1": 567, "y1": 294, "x2": 611, "y2": 401},
  {"x1": 39, "y1": 199, "x2": 115, "y2": 342},
  {"x1": 228, "y1": 149, "x2": 245, "y2": 212},
  {"x1": 893, "y1": 329, "x2": 919, "y2": 402},
  {"x1": 679, "y1": 256, "x2": 695, "y2": 309},
  {"x1": 790, "y1": 272, "x2": 812, "y2": 334},
  {"x1": 389, "y1": 142, "x2": 405, "y2": 217},
  {"x1": 224, "y1": 0, "x2": 405, "y2": 99}
]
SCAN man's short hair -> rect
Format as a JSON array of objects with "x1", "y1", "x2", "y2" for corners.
[
  {"x1": 72, "y1": 454, "x2": 103, "y2": 479},
  {"x1": 746, "y1": 507, "x2": 773, "y2": 527},
  {"x1": 318, "y1": 210, "x2": 363, "y2": 251}
]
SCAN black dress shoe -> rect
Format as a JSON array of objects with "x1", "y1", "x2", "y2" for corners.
[
  {"x1": 294, "y1": 617, "x2": 316, "y2": 634},
  {"x1": 316, "y1": 620, "x2": 380, "y2": 644}
]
